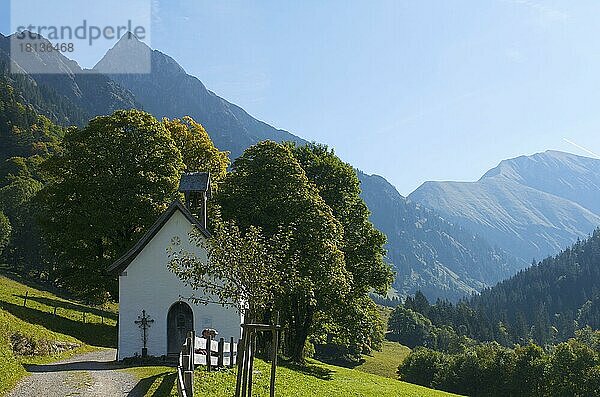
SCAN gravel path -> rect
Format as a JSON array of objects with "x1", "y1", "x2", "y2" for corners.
[{"x1": 7, "y1": 349, "x2": 143, "y2": 397}]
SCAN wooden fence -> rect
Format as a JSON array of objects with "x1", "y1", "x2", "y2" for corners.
[{"x1": 177, "y1": 331, "x2": 240, "y2": 397}]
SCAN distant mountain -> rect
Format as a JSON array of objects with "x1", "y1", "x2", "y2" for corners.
[
  {"x1": 0, "y1": 33, "x2": 138, "y2": 126},
  {"x1": 410, "y1": 151, "x2": 600, "y2": 265},
  {"x1": 359, "y1": 171, "x2": 517, "y2": 301},
  {"x1": 0, "y1": 32, "x2": 530, "y2": 301},
  {"x1": 94, "y1": 34, "x2": 306, "y2": 158}
]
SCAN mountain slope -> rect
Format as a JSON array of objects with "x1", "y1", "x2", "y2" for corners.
[
  {"x1": 0, "y1": 32, "x2": 521, "y2": 302},
  {"x1": 359, "y1": 171, "x2": 517, "y2": 301},
  {"x1": 482, "y1": 150, "x2": 600, "y2": 215},
  {"x1": 409, "y1": 151, "x2": 600, "y2": 264},
  {"x1": 0, "y1": 33, "x2": 138, "y2": 126},
  {"x1": 450, "y1": 228, "x2": 600, "y2": 344},
  {"x1": 94, "y1": 34, "x2": 306, "y2": 158}
]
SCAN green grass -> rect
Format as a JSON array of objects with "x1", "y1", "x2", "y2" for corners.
[
  {"x1": 355, "y1": 341, "x2": 412, "y2": 379},
  {"x1": 0, "y1": 271, "x2": 456, "y2": 397},
  {"x1": 124, "y1": 358, "x2": 462, "y2": 397},
  {"x1": 0, "y1": 272, "x2": 118, "y2": 396}
]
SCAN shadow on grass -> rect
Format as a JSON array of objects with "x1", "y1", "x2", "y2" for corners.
[
  {"x1": 13, "y1": 294, "x2": 117, "y2": 320},
  {"x1": 315, "y1": 355, "x2": 365, "y2": 369},
  {"x1": 280, "y1": 360, "x2": 335, "y2": 381},
  {"x1": 128, "y1": 372, "x2": 176, "y2": 397},
  {"x1": 0, "y1": 300, "x2": 116, "y2": 347}
]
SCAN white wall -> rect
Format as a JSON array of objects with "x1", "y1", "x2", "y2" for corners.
[{"x1": 118, "y1": 209, "x2": 242, "y2": 360}]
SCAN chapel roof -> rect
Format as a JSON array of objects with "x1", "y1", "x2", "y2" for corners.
[
  {"x1": 179, "y1": 172, "x2": 211, "y2": 197},
  {"x1": 107, "y1": 199, "x2": 210, "y2": 274}
]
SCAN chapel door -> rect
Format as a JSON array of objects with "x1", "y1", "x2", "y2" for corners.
[{"x1": 167, "y1": 301, "x2": 194, "y2": 355}]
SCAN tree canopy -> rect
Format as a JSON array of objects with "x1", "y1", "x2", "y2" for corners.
[
  {"x1": 38, "y1": 110, "x2": 185, "y2": 301},
  {"x1": 289, "y1": 143, "x2": 392, "y2": 359},
  {"x1": 217, "y1": 140, "x2": 351, "y2": 361}
]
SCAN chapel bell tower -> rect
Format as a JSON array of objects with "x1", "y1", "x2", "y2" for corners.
[{"x1": 178, "y1": 172, "x2": 211, "y2": 229}]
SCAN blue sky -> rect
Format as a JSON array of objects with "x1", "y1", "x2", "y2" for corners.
[{"x1": 3, "y1": 1, "x2": 600, "y2": 195}]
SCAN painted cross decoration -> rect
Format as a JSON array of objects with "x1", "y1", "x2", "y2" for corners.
[{"x1": 134, "y1": 309, "x2": 154, "y2": 357}]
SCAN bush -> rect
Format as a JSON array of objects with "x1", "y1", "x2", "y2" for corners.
[{"x1": 398, "y1": 333, "x2": 600, "y2": 397}]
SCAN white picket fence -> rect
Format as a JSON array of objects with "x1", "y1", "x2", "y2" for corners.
[
  {"x1": 177, "y1": 332, "x2": 240, "y2": 397},
  {"x1": 194, "y1": 335, "x2": 238, "y2": 368}
]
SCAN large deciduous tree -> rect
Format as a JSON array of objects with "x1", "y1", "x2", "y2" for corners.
[
  {"x1": 38, "y1": 110, "x2": 184, "y2": 302},
  {"x1": 162, "y1": 116, "x2": 229, "y2": 183},
  {"x1": 217, "y1": 140, "x2": 350, "y2": 361},
  {"x1": 289, "y1": 143, "x2": 392, "y2": 359}
]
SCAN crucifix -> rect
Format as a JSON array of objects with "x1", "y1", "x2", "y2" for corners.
[{"x1": 135, "y1": 309, "x2": 154, "y2": 357}]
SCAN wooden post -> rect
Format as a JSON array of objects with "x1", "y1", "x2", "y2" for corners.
[
  {"x1": 270, "y1": 328, "x2": 279, "y2": 397},
  {"x1": 241, "y1": 330, "x2": 251, "y2": 397},
  {"x1": 218, "y1": 338, "x2": 224, "y2": 368},
  {"x1": 230, "y1": 337, "x2": 235, "y2": 368},
  {"x1": 189, "y1": 330, "x2": 195, "y2": 370},
  {"x1": 235, "y1": 329, "x2": 248, "y2": 397},
  {"x1": 183, "y1": 369, "x2": 194, "y2": 396},
  {"x1": 206, "y1": 334, "x2": 212, "y2": 372},
  {"x1": 53, "y1": 306, "x2": 57, "y2": 317},
  {"x1": 247, "y1": 332, "x2": 257, "y2": 397},
  {"x1": 23, "y1": 291, "x2": 28, "y2": 307}
]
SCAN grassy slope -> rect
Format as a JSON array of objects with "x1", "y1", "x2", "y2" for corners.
[
  {"x1": 124, "y1": 357, "x2": 461, "y2": 397},
  {"x1": 0, "y1": 272, "x2": 457, "y2": 397},
  {"x1": 355, "y1": 341, "x2": 411, "y2": 379},
  {"x1": 0, "y1": 272, "x2": 117, "y2": 396}
]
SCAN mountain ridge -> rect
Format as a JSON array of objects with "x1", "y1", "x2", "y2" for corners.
[
  {"x1": 93, "y1": 34, "x2": 306, "y2": 158},
  {"x1": 2, "y1": 32, "x2": 581, "y2": 302},
  {"x1": 410, "y1": 150, "x2": 600, "y2": 265}
]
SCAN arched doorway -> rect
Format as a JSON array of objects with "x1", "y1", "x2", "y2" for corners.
[{"x1": 167, "y1": 301, "x2": 194, "y2": 355}]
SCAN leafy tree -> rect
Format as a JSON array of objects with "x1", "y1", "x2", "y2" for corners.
[
  {"x1": 38, "y1": 110, "x2": 184, "y2": 302},
  {"x1": 0, "y1": 211, "x2": 10, "y2": 256},
  {"x1": 388, "y1": 306, "x2": 433, "y2": 348},
  {"x1": 217, "y1": 140, "x2": 350, "y2": 361},
  {"x1": 162, "y1": 116, "x2": 229, "y2": 183},
  {"x1": 511, "y1": 344, "x2": 546, "y2": 396},
  {"x1": 169, "y1": 218, "x2": 292, "y2": 318},
  {"x1": 398, "y1": 331, "x2": 600, "y2": 397},
  {"x1": 289, "y1": 143, "x2": 392, "y2": 360},
  {"x1": 289, "y1": 143, "x2": 392, "y2": 294},
  {"x1": 0, "y1": 176, "x2": 45, "y2": 275},
  {"x1": 398, "y1": 347, "x2": 451, "y2": 387}
]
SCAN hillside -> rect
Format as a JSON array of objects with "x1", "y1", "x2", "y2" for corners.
[
  {"x1": 467, "y1": 228, "x2": 600, "y2": 343},
  {"x1": 0, "y1": 272, "x2": 460, "y2": 397},
  {"x1": 1, "y1": 32, "x2": 535, "y2": 302},
  {"x1": 0, "y1": 271, "x2": 117, "y2": 395},
  {"x1": 407, "y1": 228, "x2": 600, "y2": 345},
  {"x1": 410, "y1": 151, "x2": 600, "y2": 265},
  {"x1": 359, "y1": 171, "x2": 517, "y2": 301},
  {"x1": 0, "y1": 33, "x2": 138, "y2": 127},
  {"x1": 126, "y1": 355, "x2": 463, "y2": 397}
]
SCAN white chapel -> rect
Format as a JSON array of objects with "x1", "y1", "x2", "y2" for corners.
[{"x1": 108, "y1": 172, "x2": 242, "y2": 360}]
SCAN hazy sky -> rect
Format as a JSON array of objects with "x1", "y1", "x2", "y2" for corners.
[{"x1": 3, "y1": 1, "x2": 600, "y2": 195}]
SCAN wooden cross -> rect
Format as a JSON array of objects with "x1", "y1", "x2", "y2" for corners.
[{"x1": 134, "y1": 309, "x2": 154, "y2": 356}]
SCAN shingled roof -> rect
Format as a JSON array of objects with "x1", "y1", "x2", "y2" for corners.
[
  {"x1": 179, "y1": 172, "x2": 211, "y2": 198},
  {"x1": 107, "y1": 200, "x2": 210, "y2": 274}
]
